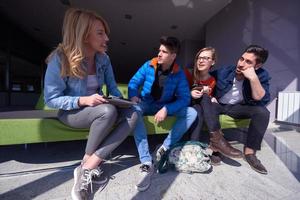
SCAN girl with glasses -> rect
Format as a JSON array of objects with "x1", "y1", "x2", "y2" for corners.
[{"x1": 189, "y1": 47, "x2": 242, "y2": 165}]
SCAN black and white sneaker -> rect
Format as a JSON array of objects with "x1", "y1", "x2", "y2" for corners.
[{"x1": 155, "y1": 145, "x2": 167, "y2": 164}]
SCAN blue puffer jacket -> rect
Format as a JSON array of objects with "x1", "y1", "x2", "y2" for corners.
[
  {"x1": 211, "y1": 65, "x2": 271, "y2": 106},
  {"x1": 128, "y1": 58, "x2": 191, "y2": 115},
  {"x1": 44, "y1": 51, "x2": 122, "y2": 110}
]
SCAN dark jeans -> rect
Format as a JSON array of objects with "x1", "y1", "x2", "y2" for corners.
[
  {"x1": 191, "y1": 96, "x2": 270, "y2": 150},
  {"x1": 215, "y1": 103, "x2": 270, "y2": 150},
  {"x1": 190, "y1": 94, "x2": 220, "y2": 141}
]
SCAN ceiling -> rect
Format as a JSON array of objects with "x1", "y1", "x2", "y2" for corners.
[{"x1": 0, "y1": 0, "x2": 231, "y2": 81}]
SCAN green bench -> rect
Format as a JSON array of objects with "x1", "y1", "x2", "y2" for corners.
[{"x1": 0, "y1": 84, "x2": 250, "y2": 146}]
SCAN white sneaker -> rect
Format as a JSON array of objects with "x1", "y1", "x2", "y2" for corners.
[
  {"x1": 71, "y1": 166, "x2": 89, "y2": 200},
  {"x1": 135, "y1": 164, "x2": 154, "y2": 192},
  {"x1": 71, "y1": 166, "x2": 104, "y2": 200}
]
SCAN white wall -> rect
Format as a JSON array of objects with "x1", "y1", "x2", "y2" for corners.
[{"x1": 206, "y1": 0, "x2": 300, "y2": 121}]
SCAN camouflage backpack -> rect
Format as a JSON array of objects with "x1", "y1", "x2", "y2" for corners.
[{"x1": 157, "y1": 141, "x2": 211, "y2": 174}]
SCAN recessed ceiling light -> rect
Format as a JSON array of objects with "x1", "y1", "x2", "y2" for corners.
[
  {"x1": 33, "y1": 27, "x2": 41, "y2": 32},
  {"x1": 124, "y1": 14, "x2": 132, "y2": 20},
  {"x1": 60, "y1": 0, "x2": 71, "y2": 6},
  {"x1": 170, "y1": 25, "x2": 178, "y2": 30}
]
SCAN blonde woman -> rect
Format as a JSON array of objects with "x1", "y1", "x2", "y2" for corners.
[{"x1": 44, "y1": 8, "x2": 137, "y2": 200}]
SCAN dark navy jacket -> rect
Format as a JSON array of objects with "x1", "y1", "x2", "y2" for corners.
[{"x1": 211, "y1": 65, "x2": 271, "y2": 106}]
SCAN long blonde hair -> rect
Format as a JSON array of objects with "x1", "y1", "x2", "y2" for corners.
[
  {"x1": 193, "y1": 47, "x2": 217, "y2": 82},
  {"x1": 46, "y1": 8, "x2": 110, "y2": 78}
]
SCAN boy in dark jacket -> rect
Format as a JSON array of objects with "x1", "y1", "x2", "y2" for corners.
[{"x1": 212, "y1": 45, "x2": 271, "y2": 174}]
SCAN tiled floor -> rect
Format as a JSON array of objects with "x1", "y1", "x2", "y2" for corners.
[
  {"x1": 0, "y1": 123, "x2": 299, "y2": 200},
  {"x1": 264, "y1": 123, "x2": 300, "y2": 181}
]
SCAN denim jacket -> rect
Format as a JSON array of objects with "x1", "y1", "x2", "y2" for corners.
[
  {"x1": 44, "y1": 52, "x2": 122, "y2": 110},
  {"x1": 211, "y1": 65, "x2": 271, "y2": 106}
]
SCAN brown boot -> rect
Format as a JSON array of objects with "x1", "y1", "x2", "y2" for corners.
[{"x1": 209, "y1": 130, "x2": 242, "y2": 158}]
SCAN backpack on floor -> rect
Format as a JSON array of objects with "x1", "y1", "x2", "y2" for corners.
[{"x1": 157, "y1": 141, "x2": 211, "y2": 174}]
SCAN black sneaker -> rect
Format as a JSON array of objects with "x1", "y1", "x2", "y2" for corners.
[
  {"x1": 210, "y1": 152, "x2": 222, "y2": 166},
  {"x1": 244, "y1": 154, "x2": 268, "y2": 174},
  {"x1": 135, "y1": 164, "x2": 154, "y2": 192},
  {"x1": 155, "y1": 145, "x2": 167, "y2": 164}
]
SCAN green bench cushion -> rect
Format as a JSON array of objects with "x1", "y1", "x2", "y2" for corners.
[
  {"x1": 0, "y1": 118, "x2": 89, "y2": 145},
  {"x1": 0, "y1": 84, "x2": 249, "y2": 145},
  {"x1": 0, "y1": 114, "x2": 249, "y2": 145}
]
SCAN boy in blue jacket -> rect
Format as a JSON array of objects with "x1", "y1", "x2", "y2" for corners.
[{"x1": 128, "y1": 36, "x2": 197, "y2": 191}]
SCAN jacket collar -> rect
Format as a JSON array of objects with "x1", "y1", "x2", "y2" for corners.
[{"x1": 150, "y1": 57, "x2": 180, "y2": 73}]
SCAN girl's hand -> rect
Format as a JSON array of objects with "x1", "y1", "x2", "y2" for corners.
[
  {"x1": 211, "y1": 97, "x2": 218, "y2": 103},
  {"x1": 78, "y1": 94, "x2": 108, "y2": 107},
  {"x1": 130, "y1": 96, "x2": 141, "y2": 103},
  {"x1": 191, "y1": 89, "x2": 203, "y2": 99}
]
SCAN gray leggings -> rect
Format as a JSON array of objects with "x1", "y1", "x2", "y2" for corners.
[{"x1": 58, "y1": 104, "x2": 137, "y2": 159}]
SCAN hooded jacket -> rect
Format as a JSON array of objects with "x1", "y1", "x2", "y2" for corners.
[{"x1": 128, "y1": 57, "x2": 191, "y2": 114}]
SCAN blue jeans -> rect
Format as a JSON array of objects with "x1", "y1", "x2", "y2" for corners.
[{"x1": 133, "y1": 101, "x2": 197, "y2": 164}]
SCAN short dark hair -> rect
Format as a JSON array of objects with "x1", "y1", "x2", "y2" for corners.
[
  {"x1": 244, "y1": 45, "x2": 269, "y2": 64},
  {"x1": 160, "y1": 36, "x2": 181, "y2": 54}
]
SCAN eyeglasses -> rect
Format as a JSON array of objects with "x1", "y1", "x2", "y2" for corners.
[{"x1": 197, "y1": 56, "x2": 212, "y2": 62}]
